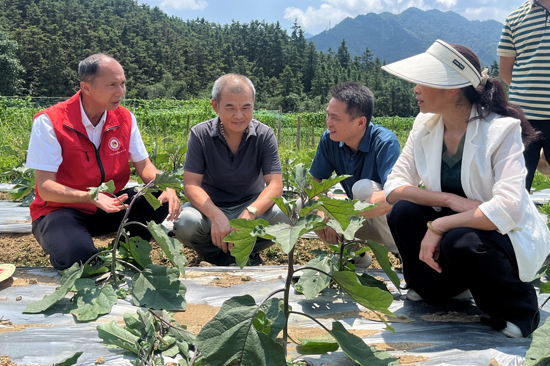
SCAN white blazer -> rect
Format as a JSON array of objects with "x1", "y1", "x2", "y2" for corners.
[{"x1": 384, "y1": 106, "x2": 550, "y2": 281}]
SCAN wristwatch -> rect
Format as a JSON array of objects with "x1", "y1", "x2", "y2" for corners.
[{"x1": 246, "y1": 206, "x2": 258, "y2": 218}]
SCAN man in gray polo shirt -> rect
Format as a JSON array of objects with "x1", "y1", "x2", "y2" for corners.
[{"x1": 172, "y1": 74, "x2": 289, "y2": 265}]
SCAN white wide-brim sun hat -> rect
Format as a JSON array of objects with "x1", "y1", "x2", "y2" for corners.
[
  {"x1": 382, "y1": 39, "x2": 481, "y2": 89},
  {"x1": 0, "y1": 263, "x2": 15, "y2": 283}
]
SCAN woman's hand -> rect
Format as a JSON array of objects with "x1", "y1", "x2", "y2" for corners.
[
  {"x1": 447, "y1": 194, "x2": 482, "y2": 213},
  {"x1": 419, "y1": 230, "x2": 443, "y2": 273}
]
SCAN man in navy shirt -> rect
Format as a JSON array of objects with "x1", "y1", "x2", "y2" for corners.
[{"x1": 310, "y1": 82, "x2": 400, "y2": 266}]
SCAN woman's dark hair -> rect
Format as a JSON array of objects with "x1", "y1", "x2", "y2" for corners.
[{"x1": 451, "y1": 44, "x2": 538, "y2": 146}]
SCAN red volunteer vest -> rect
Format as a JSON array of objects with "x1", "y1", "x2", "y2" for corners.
[{"x1": 30, "y1": 91, "x2": 132, "y2": 221}]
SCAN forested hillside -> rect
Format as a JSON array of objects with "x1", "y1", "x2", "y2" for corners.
[
  {"x1": 0, "y1": 0, "x2": 496, "y2": 116},
  {"x1": 310, "y1": 7, "x2": 503, "y2": 68}
]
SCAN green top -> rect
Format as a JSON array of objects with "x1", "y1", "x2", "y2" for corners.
[{"x1": 441, "y1": 133, "x2": 466, "y2": 198}]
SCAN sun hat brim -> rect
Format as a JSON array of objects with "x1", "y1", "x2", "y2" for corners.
[
  {"x1": 382, "y1": 39, "x2": 481, "y2": 89},
  {"x1": 0, "y1": 264, "x2": 15, "y2": 282}
]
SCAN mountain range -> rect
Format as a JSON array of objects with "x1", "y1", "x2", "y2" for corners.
[{"x1": 309, "y1": 7, "x2": 504, "y2": 68}]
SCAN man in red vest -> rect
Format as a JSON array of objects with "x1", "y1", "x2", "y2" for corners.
[{"x1": 26, "y1": 53, "x2": 181, "y2": 270}]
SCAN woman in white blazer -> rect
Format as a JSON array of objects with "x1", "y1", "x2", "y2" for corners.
[{"x1": 382, "y1": 40, "x2": 549, "y2": 338}]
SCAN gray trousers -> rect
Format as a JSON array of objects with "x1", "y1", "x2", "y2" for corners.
[
  {"x1": 172, "y1": 197, "x2": 290, "y2": 265},
  {"x1": 354, "y1": 214, "x2": 398, "y2": 254}
]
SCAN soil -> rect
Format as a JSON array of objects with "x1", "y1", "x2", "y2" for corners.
[
  {"x1": 0, "y1": 232, "x2": 400, "y2": 270},
  {"x1": 318, "y1": 310, "x2": 412, "y2": 323},
  {"x1": 420, "y1": 311, "x2": 481, "y2": 323}
]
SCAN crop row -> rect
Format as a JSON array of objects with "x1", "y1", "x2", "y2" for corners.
[{"x1": 0, "y1": 97, "x2": 414, "y2": 181}]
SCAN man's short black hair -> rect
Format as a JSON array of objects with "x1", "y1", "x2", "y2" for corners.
[
  {"x1": 77, "y1": 53, "x2": 113, "y2": 83},
  {"x1": 330, "y1": 82, "x2": 375, "y2": 123}
]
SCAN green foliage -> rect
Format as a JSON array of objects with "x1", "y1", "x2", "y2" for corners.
[
  {"x1": 0, "y1": 28, "x2": 25, "y2": 96},
  {"x1": 0, "y1": 0, "x2": 419, "y2": 116},
  {"x1": 532, "y1": 171, "x2": 550, "y2": 193},
  {"x1": 2, "y1": 165, "x2": 34, "y2": 205},
  {"x1": 88, "y1": 180, "x2": 116, "y2": 200},
  {"x1": 296, "y1": 337, "x2": 339, "y2": 355},
  {"x1": 330, "y1": 322, "x2": 400, "y2": 366},
  {"x1": 196, "y1": 295, "x2": 286, "y2": 366},
  {"x1": 22, "y1": 263, "x2": 84, "y2": 313},
  {"x1": 294, "y1": 255, "x2": 337, "y2": 298},
  {"x1": 524, "y1": 317, "x2": 550, "y2": 366},
  {"x1": 224, "y1": 218, "x2": 272, "y2": 268},
  {"x1": 131, "y1": 264, "x2": 187, "y2": 311},
  {"x1": 332, "y1": 271, "x2": 394, "y2": 317},
  {"x1": 69, "y1": 278, "x2": 118, "y2": 322},
  {"x1": 24, "y1": 173, "x2": 188, "y2": 322},
  {"x1": 148, "y1": 221, "x2": 187, "y2": 277},
  {"x1": 97, "y1": 309, "x2": 195, "y2": 365},
  {"x1": 53, "y1": 352, "x2": 82, "y2": 366},
  {"x1": 218, "y1": 164, "x2": 399, "y2": 364}
]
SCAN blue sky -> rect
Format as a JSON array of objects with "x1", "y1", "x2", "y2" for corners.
[{"x1": 139, "y1": 0, "x2": 523, "y2": 35}]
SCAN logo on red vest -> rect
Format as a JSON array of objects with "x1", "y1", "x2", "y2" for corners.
[{"x1": 108, "y1": 137, "x2": 121, "y2": 151}]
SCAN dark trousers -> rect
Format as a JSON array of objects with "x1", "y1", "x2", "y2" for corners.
[
  {"x1": 32, "y1": 188, "x2": 169, "y2": 270},
  {"x1": 524, "y1": 119, "x2": 550, "y2": 190},
  {"x1": 387, "y1": 200, "x2": 540, "y2": 336}
]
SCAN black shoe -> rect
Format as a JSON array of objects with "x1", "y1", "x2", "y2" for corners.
[{"x1": 248, "y1": 252, "x2": 264, "y2": 266}]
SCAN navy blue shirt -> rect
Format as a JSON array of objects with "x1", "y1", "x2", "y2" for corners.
[
  {"x1": 184, "y1": 117, "x2": 281, "y2": 207},
  {"x1": 310, "y1": 124, "x2": 400, "y2": 199}
]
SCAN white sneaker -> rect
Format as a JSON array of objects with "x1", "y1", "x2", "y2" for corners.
[
  {"x1": 406, "y1": 288, "x2": 423, "y2": 301},
  {"x1": 350, "y1": 253, "x2": 373, "y2": 269},
  {"x1": 500, "y1": 321, "x2": 523, "y2": 338},
  {"x1": 406, "y1": 289, "x2": 472, "y2": 302},
  {"x1": 452, "y1": 289, "x2": 473, "y2": 301}
]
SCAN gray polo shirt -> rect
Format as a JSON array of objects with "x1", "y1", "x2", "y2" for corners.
[{"x1": 184, "y1": 117, "x2": 282, "y2": 207}]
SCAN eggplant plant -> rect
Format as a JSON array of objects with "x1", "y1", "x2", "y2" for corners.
[
  {"x1": 194, "y1": 164, "x2": 402, "y2": 366},
  {"x1": 97, "y1": 308, "x2": 196, "y2": 366},
  {"x1": 22, "y1": 172, "x2": 188, "y2": 321}
]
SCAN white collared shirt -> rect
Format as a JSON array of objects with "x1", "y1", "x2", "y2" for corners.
[{"x1": 26, "y1": 98, "x2": 149, "y2": 173}]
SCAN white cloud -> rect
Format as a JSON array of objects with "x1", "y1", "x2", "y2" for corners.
[
  {"x1": 436, "y1": 0, "x2": 457, "y2": 7},
  {"x1": 159, "y1": 0, "x2": 208, "y2": 10},
  {"x1": 284, "y1": 0, "x2": 384, "y2": 33},
  {"x1": 463, "y1": 6, "x2": 512, "y2": 22}
]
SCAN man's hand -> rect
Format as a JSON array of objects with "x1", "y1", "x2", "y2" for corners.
[
  {"x1": 94, "y1": 193, "x2": 128, "y2": 213},
  {"x1": 419, "y1": 229, "x2": 443, "y2": 273},
  {"x1": 158, "y1": 187, "x2": 181, "y2": 221},
  {"x1": 315, "y1": 227, "x2": 340, "y2": 244},
  {"x1": 238, "y1": 208, "x2": 256, "y2": 220},
  {"x1": 211, "y1": 213, "x2": 233, "y2": 253},
  {"x1": 447, "y1": 195, "x2": 482, "y2": 213}
]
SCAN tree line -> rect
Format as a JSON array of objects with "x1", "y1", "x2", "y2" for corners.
[{"x1": 0, "y1": 0, "x2": 498, "y2": 116}]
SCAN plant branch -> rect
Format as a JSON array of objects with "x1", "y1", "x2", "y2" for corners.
[
  {"x1": 189, "y1": 350, "x2": 202, "y2": 366},
  {"x1": 257, "y1": 288, "x2": 285, "y2": 309},
  {"x1": 294, "y1": 266, "x2": 332, "y2": 278},
  {"x1": 282, "y1": 247, "x2": 295, "y2": 358},
  {"x1": 116, "y1": 259, "x2": 143, "y2": 273},
  {"x1": 288, "y1": 311, "x2": 332, "y2": 335},
  {"x1": 111, "y1": 182, "x2": 153, "y2": 275},
  {"x1": 81, "y1": 250, "x2": 112, "y2": 267},
  {"x1": 147, "y1": 309, "x2": 195, "y2": 335},
  {"x1": 123, "y1": 221, "x2": 149, "y2": 231}
]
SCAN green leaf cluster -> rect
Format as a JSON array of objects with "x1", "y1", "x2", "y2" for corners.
[
  {"x1": 97, "y1": 308, "x2": 195, "y2": 365},
  {"x1": 196, "y1": 295, "x2": 286, "y2": 366},
  {"x1": 24, "y1": 174, "x2": 188, "y2": 322},
  {"x1": 524, "y1": 317, "x2": 550, "y2": 366}
]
